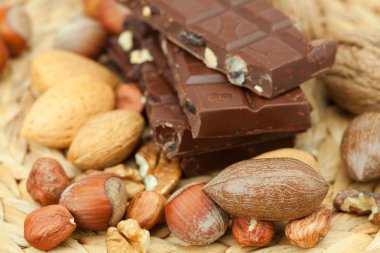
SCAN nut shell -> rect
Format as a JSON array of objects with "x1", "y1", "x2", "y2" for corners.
[
  {"x1": 203, "y1": 158, "x2": 329, "y2": 220},
  {"x1": 127, "y1": 191, "x2": 166, "y2": 230},
  {"x1": 68, "y1": 110, "x2": 144, "y2": 170},
  {"x1": 341, "y1": 112, "x2": 380, "y2": 182},
  {"x1": 54, "y1": 18, "x2": 107, "y2": 58},
  {"x1": 24, "y1": 205, "x2": 76, "y2": 250},
  {"x1": 30, "y1": 50, "x2": 118, "y2": 92},
  {"x1": 165, "y1": 183, "x2": 228, "y2": 245},
  {"x1": 21, "y1": 76, "x2": 114, "y2": 148},
  {"x1": 26, "y1": 158, "x2": 71, "y2": 206},
  {"x1": 59, "y1": 173, "x2": 128, "y2": 231}
]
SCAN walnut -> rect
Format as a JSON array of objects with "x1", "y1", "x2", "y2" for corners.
[{"x1": 106, "y1": 219, "x2": 150, "y2": 253}]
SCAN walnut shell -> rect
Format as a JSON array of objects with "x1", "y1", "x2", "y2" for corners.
[
  {"x1": 322, "y1": 31, "x2": 380, "y2": 114},
  {"x1": 203, "y1": 158, "x2": 329, "y2": 220}
]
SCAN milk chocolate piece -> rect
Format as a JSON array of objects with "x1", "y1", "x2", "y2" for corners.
[
  {"x1": 165, "y1": 41, "x2": 311, "y2": 138},
  {"x1": 142, "y1": 63, "x2": 295, "y2": 158},
  {"x1": 181, "y1": 136, "x2": 294, "y2": 177},
  {"x1": 123, "y1": 0, "x2": 337, "y2": 98}
]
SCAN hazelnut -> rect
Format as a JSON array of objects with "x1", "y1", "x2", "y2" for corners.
[
  {"x1": 285, "y1": 207, "x2": 331, "y2": 248},
  {"x1": 126, "y1": 191, "x2": 166, "y2": 230},
  {"x1": 165, "y1": 183, "x2": 228, "y2": 245},
  {"x1": 53, "y1": 17, "x2": 107, "y2": 59},
  {"x1": 24, "y1": 205, "x2": 76, "y2": 250},
  {"x1": 232, "y1": 217, "x2": 275, "y2": 247},
  {"x1": 0, "y1": 38, "x2": 8, "y2": 73},
  {"x1": 204, "y1": 47, "x2": 218, "y2": 68},
  {"x1": 115, "y1": 83, "x2": 144, "y2": 113},
  {"x1": 26, "y1": 157, "x2": 71, "y2": 206},
  {"x1": 341, "y1": 112, "x2": 380, "y2": 182},
  {"x1": 224, "y1": 55, "x2": 248, "y2": 86},
  {"x1": 0, "y1": 5, "x2": 31, "y2": 56},
  {"x1": 99, "y1": 0, "x2": 131, "y2": 35},
  {"x1": 59, "y1": 173, "x2": 128, "y2": 231}
]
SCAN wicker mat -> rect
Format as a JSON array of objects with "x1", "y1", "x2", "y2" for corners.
[{"x1": 1, "y1": 0, "x2": 380, "y2": 252}]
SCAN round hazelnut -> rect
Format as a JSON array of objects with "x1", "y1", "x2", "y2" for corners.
[
  {"x1": 26, "y1": 157, "x2": 71, "y2": 206},
  {"x1": 24, "y1": 205, "x2": 76, "y2": 251},
  {"x1": 0, "y1": 5, "x2": 31, "y2": 56},
  {"x1": 127, "y1": 191, "x2": 166, "y2": 230},
  {"x1": 232, "y1": 217, "x2": 275, "y2": 247},
  {"x1": 165, "y1": 183, "x2": 229, "y2": 245},
  {"x1": 53, "y1": 17, "x2": 107, "y2": 59},
  {"x1": 59, "y1": 173, "x2": 127, "y2": 231},
  {"x1": 0, "y1": 38, "x2": 8, "y2": 73},
  {"x1": 115, "y1": 83, "x2": 144, "y2": 113}
]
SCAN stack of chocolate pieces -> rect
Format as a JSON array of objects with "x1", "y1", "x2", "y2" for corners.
[{"x1": 108, "y1": 0, "x2": 337, "y2": 176}]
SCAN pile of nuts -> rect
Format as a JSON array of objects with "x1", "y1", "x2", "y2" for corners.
[{"x1": 19, "y1": 0, "x2": 380, "y2": 252}]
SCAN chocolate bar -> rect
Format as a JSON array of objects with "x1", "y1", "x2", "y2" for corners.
[
  {"x1": 181, "y1": 136, "x2": 294, "y2": 177},
  {"x1": 142, "y1": 63, "x2": 296, "y2": 158},
  {"x1": 123, "y1": 0, "x2": 337, "y2": 98},
  {"x1": 165, "y1": 41, "x2": 311, "y2": 138}
]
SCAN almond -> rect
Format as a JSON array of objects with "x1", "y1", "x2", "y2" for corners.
[
  {"x1": 203, "y1": 158, "x2": 329, "y2": 220},
  {"x1": 255, "y1": 148, "x2": 320, "y2": 174},
  {"x1": 341, "y1": 112, "x2": 380, "y2": 182},
  {"x1": 68, "y1": 110, "x2": 145, "y2": 170},
  {"x1": 21, "y1": 76, "x2": 114, "y2": 148},
  {"x1": 30, "y1": 50, "x2": 118, "y2": 92}
]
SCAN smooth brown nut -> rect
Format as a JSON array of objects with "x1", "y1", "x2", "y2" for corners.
[
  {"x1": 68, "y1": 110, "x2": 145, "y2": 171},
  {"x1": 127, "y1": 191, "x2": 166, "y2": 230},
  {"x1": 59, "y1": 173, "x2": 128, "y2": 231},
  {"x1": 30, "y1": 50, "x2": 118, "y2": 92},
  {"x1": 0, "y1": 5, "x2": 31, "y2": 56},
  {"x1": 115, "y1": 83, "x2": 144, "y2": 113},
  {"x1": 341, "y1": 112, "x2": 380, "y2": 182},
  {"x1": 255, "y1": 148, "x2": 320, "y2": 174},
  {"x1": 165, "y1": 183, "x2": 228, "y2": 245},
  {"x1": 232, "y1": 217, "x2": 275, "y2": 247},
  {"x1": 53, "y1": 17, "x2": 107, "y2": 59},
  {"x1": 0, "y1": 38, "x2": 8, "y2": 73},
  {"x1": 26, "y1": 158, "x2": 71, "y2": 206},
  {"x1": 285, "y1": 207, "x2": 331, "y2": 248},
  {"x1": 21, "y1": 76, "x2": 115, "y2": 148},
  {"x1": 203, "y1": 158, "x2": 329, "y2": 220},
  {"x1": 24, "y1": 205, "x2": 76, "y2": 250}
]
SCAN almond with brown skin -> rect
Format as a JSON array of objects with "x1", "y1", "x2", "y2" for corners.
[
  {"x1": 341, "y1": 112, "x2": 380, "y2": 182},
  {"x1": 203, "y1": 158, "x2": 329, "y2": 220}
]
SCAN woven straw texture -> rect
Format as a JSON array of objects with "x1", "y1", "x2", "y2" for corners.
[{"x1": 1, "y1": 0, "x2": 380, "y2": 252}]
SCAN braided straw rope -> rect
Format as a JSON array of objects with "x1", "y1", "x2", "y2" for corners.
[{"x1": 1, "y1": 0, "x2": 380, "y2": 252}]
